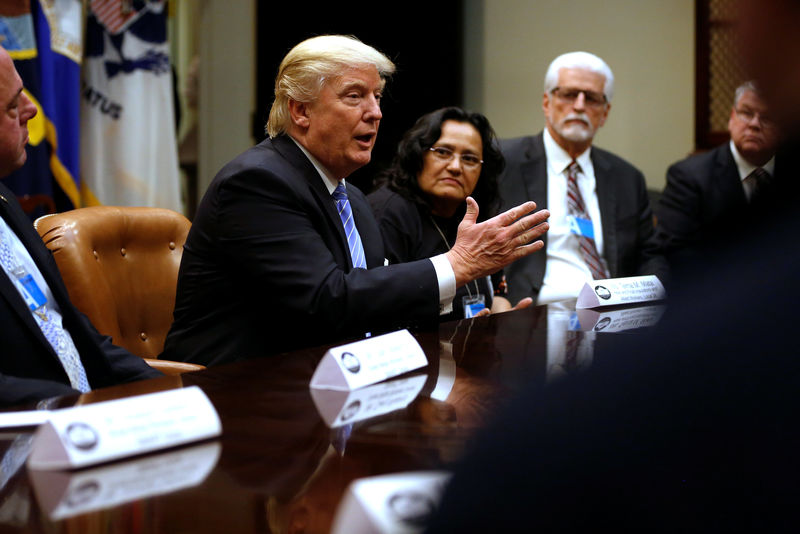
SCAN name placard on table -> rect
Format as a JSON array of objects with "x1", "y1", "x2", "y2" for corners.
[
  {"x1": 575, "y1": 303, "x2": 667, "y2": 332},
  {"x1": 310, "y1": 374, "x2": 427, "y2": 428},
  {"x1": 331, "y1": 471, "x2": 452, "y2": 534},
  {"x1": 27, "y1": 386, "x2": 221, "y2": 470},
  {"x1": 576, "y1": 275, "x2": 666, "y2": 309},
  {"x1": 310, "y1": 329, "x2": 428, "y2": 391},
  {"x1": 29, "y1": 441, "x2": 221, "y2": 519}
]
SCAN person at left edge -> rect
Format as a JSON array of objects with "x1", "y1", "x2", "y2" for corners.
[
  {"x1": 0, "y1": 47, "x2": 161, "y2": 408},
  {"x1": 163, "y1": 35, "x2": 550, "y2": 366},
  {"x1": 369, "y1": 106, "x2": 533, "y2": 320}
]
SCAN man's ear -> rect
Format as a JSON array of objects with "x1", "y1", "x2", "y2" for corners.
[{"x1": 288, "y1": 98, "x2": 310, "y2": 129}]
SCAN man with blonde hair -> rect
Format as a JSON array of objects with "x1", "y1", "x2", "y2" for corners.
[{"x1": 164, "y1": 35, "x2": 550, "y2": 366}]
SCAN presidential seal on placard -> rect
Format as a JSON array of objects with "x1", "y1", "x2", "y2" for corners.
[
  {"x1": 340, "y1": 352, "x2": 361, "y2": 373},
  {"x1": 341, "y1": 400, "x2": 362, "y2": 422},
  {"x1": 64, "y1": 422, "x2": 100, "y2": 451},
  {"x1": 387, "y1": 490, "x2": 437, "y2": 527},
  {"x1": 594, "y1": 316, "x2": 613, "y2": 331},
  {"x1": 594, "y1": 285, "x2": 612, "y2": 300}
]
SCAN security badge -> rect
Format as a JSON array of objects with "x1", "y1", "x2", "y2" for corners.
[
  {"x1": 462, "y1": 294, "x2": 485, "y2": 318},
  {"x1": 12, "y1": 265, "x2": 49, "y2": 321},
  {"x1": 568, "y1": 215, "x2": 595, "y2": 239}
]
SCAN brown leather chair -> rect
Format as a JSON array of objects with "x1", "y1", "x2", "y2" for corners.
[{"x1": 35, "y1": 206, "x2": 204, "y2": 375}]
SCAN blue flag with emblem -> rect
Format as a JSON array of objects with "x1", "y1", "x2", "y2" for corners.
[{"x1": 0, "y1": 0, "x2": 83, "y2": 218}]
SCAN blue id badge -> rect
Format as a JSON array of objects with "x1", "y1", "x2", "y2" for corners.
[
  {"x1": 18, "y1": 274, "x2": 48, "y2": 311},
  {"x1": 462, "y1": 295, "x2": 486, "y2": 318},
  {"x1": 568, "y1": 215, "x2": 595, "y2": 239}
]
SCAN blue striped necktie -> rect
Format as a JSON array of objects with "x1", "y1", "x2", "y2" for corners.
[{"x1": 332, "y1": 183, "x2": 367, "y2": 269}]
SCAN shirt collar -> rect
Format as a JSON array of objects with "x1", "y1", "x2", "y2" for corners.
[
  {"x1": 729, "y1": 139, "x2": 775, "y2": 181},
  {"x1": 543, "y1": 127, "x2": 592, "y2": 175},
  {"x1": 290, "y1": 136, "x2": 343, "y2": 195}
]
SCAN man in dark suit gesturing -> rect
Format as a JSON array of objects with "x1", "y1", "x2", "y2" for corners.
[
  {"x1": 656, "y1": 81, "x2": 784, "y2": 267},
  {"x1": 498, "y1": 51, "x2": 667, "y2": 305},
  {"x1": 163, "y1": 35, "x2": 549, "y2": 366},
  {"x1": 0, "y1": 48, "x2": 160, "y2": 407}
]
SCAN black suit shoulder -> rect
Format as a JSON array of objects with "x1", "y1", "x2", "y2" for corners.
[{"x1": 655, "y1": 144, "x2": 743, "y2": 264}]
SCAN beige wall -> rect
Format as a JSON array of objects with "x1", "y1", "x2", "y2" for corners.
[
  {"x1": 197, "y1": 0, "x2": 256, "y2": 195},
  {"x1": 466, "y1": 0, "x2": 695, "y2": 190}
]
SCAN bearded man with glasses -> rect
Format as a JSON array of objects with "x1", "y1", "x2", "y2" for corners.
[
  {"x1": 656, "y1": 81, "x2": 787, "y2": 272},
  {"x1": 497, "y1": 51, "x2": 667, "y2": 306}
]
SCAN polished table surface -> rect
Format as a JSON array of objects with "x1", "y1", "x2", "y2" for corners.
[{"x1": 0, "y1": 301, "x2": 661, "y2": 533}]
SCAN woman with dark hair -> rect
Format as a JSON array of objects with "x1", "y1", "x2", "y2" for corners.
[{"x1": 369, "y1": 107, "x2": 532, "y2": 320}]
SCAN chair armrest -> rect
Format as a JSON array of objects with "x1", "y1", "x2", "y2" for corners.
[{"x1": 143, "y1": 358, "x2": 206, "y2": 376}]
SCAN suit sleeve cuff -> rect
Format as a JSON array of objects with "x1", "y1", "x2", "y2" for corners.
[{"x1": 430, "y1": 254, "x2": 456, "y2": 315}]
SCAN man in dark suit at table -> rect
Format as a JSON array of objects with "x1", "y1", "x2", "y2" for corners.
[
  {"x1": 656, "y1": 81, "x2": 785, "y2": 268},
  {"x1": 497, "y1": 51, "x2": 667, "y2": 306},
  {"x1": 163, "y1": 35, "x2": 549, "y2": 367},
  {"x1": 0, "y1": 47, "x2": 160, "y2": 407}
]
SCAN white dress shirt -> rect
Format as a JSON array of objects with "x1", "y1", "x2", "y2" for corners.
[{"x1": 537, "y1": 128, "x2": 605, "y2": 305}]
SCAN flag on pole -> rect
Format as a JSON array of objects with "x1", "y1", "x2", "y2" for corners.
[
  {"x1": 81, "y1": 0, "x2": 181, "y2": 211},
  {"x1": 0, "y1": 0, "x2": 83, "y2": 217}
]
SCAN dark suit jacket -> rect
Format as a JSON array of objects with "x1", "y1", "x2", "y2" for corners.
[
  {"x1": 0, "y1": 183, "x2": 160, "y2": 408},
  {"x1": 655, "y1": 143, "x2": 790, "y2": 269},
  {"x1": 497, "y1": 133, "x2": 668, "y2": 304},
  {"x1": 163, "y1": 135, "x2": 440, "y2": 366}
]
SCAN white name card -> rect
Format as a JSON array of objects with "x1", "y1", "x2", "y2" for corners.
[
  {"x1": 575, "y1": 304, "x2": 667, "y2": 333},
  {"x1": 310, "y1": 329, "x2": 428, "y2": 391},
  {"x1": 310, "y1": 374, "x2": 427, "y2": 427},
  {"x1": 29, "y1": 441, "x2": 220, "y2": 519},
  {"x1": 27, "y1": 386, "x2": 221, "y2": 470},
  {"x1": 0, "y1": 409, "x2": 51, "y2": 428},
  {"x1": 331, "y1": 471, "x2": 452, "y2": 534},
  {"x1": 576, "y1": 275, "x2": 666, "y2": 309}
]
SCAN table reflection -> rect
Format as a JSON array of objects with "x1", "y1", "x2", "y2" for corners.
[{"x1": 0, "y1": 300, "x2": 666, "y2": 533}]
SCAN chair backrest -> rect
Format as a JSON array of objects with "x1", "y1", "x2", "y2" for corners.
[{"x1": 36, "y1": 206, "x2": 191, "y2": 359}]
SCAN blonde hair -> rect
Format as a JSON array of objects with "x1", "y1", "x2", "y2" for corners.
[{"x1": 266, "y1": 35, "x2": 395, "y2": 138}]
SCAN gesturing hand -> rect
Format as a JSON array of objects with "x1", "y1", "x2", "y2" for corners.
[{"x1": 445, "y1": 197, "x2": 549, "y2": 287}]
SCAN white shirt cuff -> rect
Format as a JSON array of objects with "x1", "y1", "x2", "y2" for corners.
[{"x1": 430, "y1": 254, "x2": 456, "y2": 315}]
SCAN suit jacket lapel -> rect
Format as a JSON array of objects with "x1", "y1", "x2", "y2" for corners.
[
  {"x1": 0, "y1": 188, "x2": 62, "y2": 356},
  {"x1": 517, "y1": 134, "x2": 549, "y2": 290},
  {"x1": 592, "y1": 150, "x2": 618, "y2": 276},
  {"x1": 524, "y1": 135, "x2": 549, "y2": 214},
  {"x1": 272, "y1": 136, "x2": 353, "y2": 269}
]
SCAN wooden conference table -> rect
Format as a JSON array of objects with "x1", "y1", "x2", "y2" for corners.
[{"x1": 0, "y1": 301, "x2": 662, "y2": 533}]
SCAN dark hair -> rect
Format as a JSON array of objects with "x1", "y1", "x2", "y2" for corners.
[{"x1": 376, "y1": 107, "x2": 505, "y2": 221}]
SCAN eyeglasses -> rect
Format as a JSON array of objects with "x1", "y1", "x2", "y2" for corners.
[
  {"x1": 734, "y1": 107, "x2": 776, "y2": 129},
  {"x1": 551, "y1": 87, "x2": 607, "y2": 107},
  {"x1": 428, "y1": 146, "x2": 483, "y2": 169}
]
